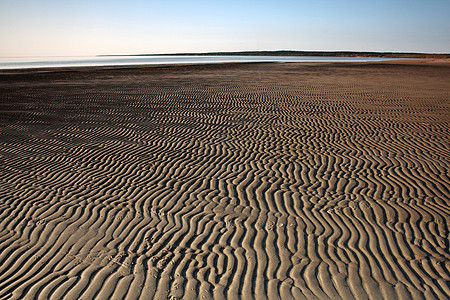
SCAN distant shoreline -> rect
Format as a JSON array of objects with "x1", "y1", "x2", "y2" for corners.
[{"x1": 98, "y1": 50, "x2": 450, "y2": 59}]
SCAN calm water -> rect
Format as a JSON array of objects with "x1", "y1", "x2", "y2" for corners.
[{"x1": 0, "y1": 55, "x2": 397, "y2": 69}]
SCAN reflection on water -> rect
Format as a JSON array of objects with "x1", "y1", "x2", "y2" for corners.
[{"x1": 0, "y1": 55, "x2": 396, "y2": 70}]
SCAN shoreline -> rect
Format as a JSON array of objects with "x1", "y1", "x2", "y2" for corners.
[
  {"x1": 1, "y1": 58, "x2": 449, "y2": 75},
  {"x1": 2, "y1": 55, "x2": 441, "y2": 72}
]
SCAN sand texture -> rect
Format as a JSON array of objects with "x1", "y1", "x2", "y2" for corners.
[{"x1": 0, "y1": 62, "x2": 449, "y2": 299}]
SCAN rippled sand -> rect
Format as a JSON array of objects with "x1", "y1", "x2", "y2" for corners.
[{"x1": 0, "y1": 62, "x2": 449, "y2": 299}]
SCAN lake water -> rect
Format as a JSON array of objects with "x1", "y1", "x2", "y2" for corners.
[{"x1": 0, "y1": 55, "x2": 398, "y2": 70}]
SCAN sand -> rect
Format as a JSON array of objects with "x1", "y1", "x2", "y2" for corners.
[{"x1": 0, "y1": 61, "x2": 449, "y2": 299}]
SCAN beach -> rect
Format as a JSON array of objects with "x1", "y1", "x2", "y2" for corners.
[{"x1": 0, "y1": 61, "x2": 449, "y2": 299}]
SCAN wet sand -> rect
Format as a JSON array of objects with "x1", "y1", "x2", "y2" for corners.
[{"x1": 0, "y1": 61, "x2": 449, "y2": 299}]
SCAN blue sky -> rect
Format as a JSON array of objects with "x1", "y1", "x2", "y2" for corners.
[{"x1": 1, "y1": 0, "x2": 449, "y2": 56}]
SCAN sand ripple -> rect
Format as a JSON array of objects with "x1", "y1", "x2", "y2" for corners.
[{"x1": 0, "y1": 63, "x2": 449, "y2": 299}]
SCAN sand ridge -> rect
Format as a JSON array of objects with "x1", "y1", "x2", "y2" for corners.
[{"x1": 0, "y1": 62, "x2": 449, "y2": 299}]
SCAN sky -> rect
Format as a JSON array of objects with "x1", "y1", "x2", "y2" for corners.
[{"x1": 1, "y1": 0, "x2": 449, "y2": 57}]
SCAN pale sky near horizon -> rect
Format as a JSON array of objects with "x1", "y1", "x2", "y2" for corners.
[{"x1": 1, "y1": 0, "x2": 449, "y2": 57}]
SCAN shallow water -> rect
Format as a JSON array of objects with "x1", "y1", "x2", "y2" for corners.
[{"x1": 0, "y1": 55, "x2": 397, "y2": 69}]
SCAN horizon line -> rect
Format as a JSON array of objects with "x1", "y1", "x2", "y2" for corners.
[{"x1": 97, "y1": 50, "x2": 450, "y2": 58}]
